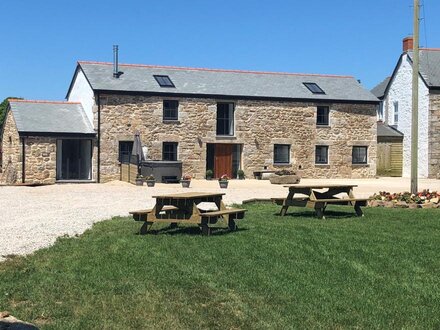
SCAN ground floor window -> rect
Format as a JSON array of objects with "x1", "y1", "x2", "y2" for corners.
[
  {"x1": 274, "y1": 144, "x2": 290, "y2": 164},
  {"x1": 163, "y1": 142, "x2": 178, "y2": 161},
  {"x1": 352, "y1": 146, "x2": 368, "y2": 164},
  {"x1": 56, "y1": 139, "x2": 92, "y2": 180},
  {"x1": 315, "y1": 145, "x2": 329, "y2": 164},
  {"x1": 119, "y1": 141, "x2": 133, "y2": 163}
]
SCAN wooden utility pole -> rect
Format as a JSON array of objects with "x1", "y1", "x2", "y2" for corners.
[{"x1": 411, "y1": 0, "x2": 420, "y2": 194}]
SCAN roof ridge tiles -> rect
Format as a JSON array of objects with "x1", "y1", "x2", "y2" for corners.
[
  {"x1": 9, "y1": 99, "x2": 81, "y2": 105},
  {"x1": 77, "y1": 61, "x2": 353, "y2": 78},
  {"x1": 420, "y1": 48, "x2": 440, "y2": 51}
]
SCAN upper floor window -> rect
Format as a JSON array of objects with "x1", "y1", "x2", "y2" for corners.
[
  {"x1": 352, "y1": 146, "x2": 368, "y2": 164},
  {"x1": 315, "y1": 145, "x2": 329, "y2": 164},
  {"x1": 154, "y1": 75, "x2": 175, "y2": 88},
  {"x1": 304, "y1": 82, "x2": 325, "y2": 94},
  {"x1": 377, "y1": 102, "x2": 384, "y2": 121},
  {"x1": 163, "y1": 142, "x2": 178, "y2": 161},
  {"x1": 317, "y1": 106, "x2": 330, "y2": 126},
  {"x1": 119, "y1": 141, "x2": 133, "y2": 163},
  {"x1": 274, "y1": 144, "x2": 290, "y2": 164},
  {"x1": 216, "y1": 103, "x2": 234, "y2": 136},
  {"x1": 163, "y1": 100, "x2": 179, "y2": 121},
  {"x1": 393, "y1": 101, "x2": 399, "y2": 124}
]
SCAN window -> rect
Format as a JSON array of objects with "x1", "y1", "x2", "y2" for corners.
[
  {"x1": 304, "y1": 82, "x2": 325, "y2": 94},
  {"x1": 162, "y1": 142, "x2": 178, "y2": 161},
  {"x1": 163, "y1": 100, "x2": 179, "y2": 121},
  {"x1": 315, "y1": 145, "x2": 329, "y2": 164},
  {"x1": 352, "y1": 146, "x2": 368, "y2": 164},
  {"x1": 216, "y1": 103, "x2": 234, "y2": 136},
  {"x1": 274, "y1": 144, "x2": 290, "y2": 164},
  {"x1": 119, "y1": 141, "x2": 133, "y2": 163},
  {"x1": 317, "y1": 106, "x2": 330, "y2": 126},
  {"x1": 393, "y1": 101, "x2": 399, "y2": 124},
  {"x1": 154, "y1": 75, "x2": 175, "y2": 88},
  {"x1": 377, "y1": 102, "x2": 384, "y2": 121}
]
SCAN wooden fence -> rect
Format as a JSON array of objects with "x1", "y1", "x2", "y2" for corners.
[
  {"x1": 377, "y1": 142, "x2": 403, "y2": 177},
  {"x1": 120, "y1": 163, "x2": 139, "y2": 184}
]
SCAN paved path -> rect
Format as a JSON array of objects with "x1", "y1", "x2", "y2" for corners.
[{"x1": 1, "y1": 178, "x2": 439, "y2": 261}]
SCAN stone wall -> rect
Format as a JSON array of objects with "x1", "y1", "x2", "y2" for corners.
[
  {"x1": 429, "y1": 93, "x2": 440, "y2": 178},
  {"x1": 98, "y1": 94, "x2": 377, "y2": 182},
  {"x1": 24, "y1": 137, "x2": 57, "y2": 184},
  {"x1": 0, "y1": 110, "x2": 22, "y2": 184}
]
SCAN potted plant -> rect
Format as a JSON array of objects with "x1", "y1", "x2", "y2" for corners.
[
  {"x1": 237, "y1": 169, "x2": 245, "y2": 180},
  {"x1": 218, "y1": 174, "x2": 229, "y2": 189},
  {"x1": 135, "y1": 174, "x2": 144, "y2": 186},
  {"x1": 181, "y1": 174, "x2": 192, "y2": 188},
  {"x1": 206, "y1": 169, "x2": 213, "y2": 180},
  {"x1": 145, "y1": 174, "x2": 156, "y2": 187}
]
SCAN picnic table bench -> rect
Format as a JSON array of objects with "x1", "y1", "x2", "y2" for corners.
[
  {"x1": 130, "y1": 192, "x2": 247, "y2": 235},
  {"x1": 272, "y1": 184, "x2": 368, "y2": 219}
]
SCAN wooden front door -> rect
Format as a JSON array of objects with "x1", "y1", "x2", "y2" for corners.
[{"x1": 214, "y1": 144, "x2": 233, "y2": 179}]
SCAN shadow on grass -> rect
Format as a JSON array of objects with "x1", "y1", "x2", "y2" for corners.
[
  {"x1": 276, "y1": 209, "x2": 361, "y2": 220},
  {"x1": 136, "y1": 225, "x2": 249, "y2": 236}
]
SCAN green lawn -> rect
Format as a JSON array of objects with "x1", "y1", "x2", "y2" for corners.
[{"x1": 1, "y1": 203, "x2": 440, "y2": 329}]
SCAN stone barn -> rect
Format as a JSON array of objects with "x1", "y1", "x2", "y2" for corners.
[{"x1": 1, "y1": 60, "x2": 379, "y2": 184}]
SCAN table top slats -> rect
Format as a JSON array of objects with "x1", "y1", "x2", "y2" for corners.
[
  {"x1": 283, "y1": 184, "x2": 358, "y2": 189},
  {"x1": 152, "y1": 192, "x2": 226, "y2": 199}
]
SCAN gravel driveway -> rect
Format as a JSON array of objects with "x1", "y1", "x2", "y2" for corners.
[{"x1": 1, "y1": 178, "x2": 439, "y2": 261}]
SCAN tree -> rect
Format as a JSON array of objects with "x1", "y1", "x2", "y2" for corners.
[{"x1": 0, "y1": 97, "x2": 22, "y2": 128}]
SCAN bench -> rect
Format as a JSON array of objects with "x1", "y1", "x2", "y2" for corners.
[
  {"x1": 200, "y1": 208, "x2": 247, "y2": 234},
  {"x1": 309, "y1": 198, "x2": 370, "y2": 218},
  {"x1": 271, "y1": 197, "x2": 309, "y2": 205},
  {"x1": 253, "y1": 170, "x2": 276, "y2": 180},
  {"x1": 310, "y1": 198, "x2": 368, "y2": 205},
  {"x1": 129, "y1": 205, "x2": 179, "y2": 221}
]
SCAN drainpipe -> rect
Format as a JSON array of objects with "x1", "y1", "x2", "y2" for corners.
[
  {"x1": 97, "y1": 92, "x2": 101, "y2": 183},
  {"x1": 21, "y1": 137, "x2": 25, "y2": 183}
]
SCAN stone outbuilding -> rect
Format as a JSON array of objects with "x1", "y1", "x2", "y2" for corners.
[
  {"x1": 1, "y1": 59, "x2": 379, "y2": 184},
  {"x1": 0, "y1": 100, "x2": 95, "y2": 184}
]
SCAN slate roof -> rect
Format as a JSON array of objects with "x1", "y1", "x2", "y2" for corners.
[
  {"x1": 75, "y1": 61, "x2": 379, "y2": 103},
  {"x1": 371, "y1": 77, "x2": 391, "y2": 99},
  {"x1": 377, "y1": 121, "x2": 404, "y2": 138},
  {"x1": 8, "y1": 100, "x2": 95, "y2": 136},
  {"x1": 407, "y1": 49, "x2": 440, "y2": 87}
]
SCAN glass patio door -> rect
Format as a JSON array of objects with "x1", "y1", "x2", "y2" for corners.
[{"x1": 56, "y1": 139, "x2": 92, "y2": 180}]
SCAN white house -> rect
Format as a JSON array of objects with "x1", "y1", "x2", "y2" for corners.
[{"x1": 373, "y1": 37, "x2": 440, "y2": 179}]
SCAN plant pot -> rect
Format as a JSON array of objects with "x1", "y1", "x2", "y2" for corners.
[
  {"x1": 146, "y1": 180, "x2": 156, "y2": 187},
  {"x1": 219, "y1": 181, "x2": 229, "y2": 189},
  {"x1": 238, "y1": 176, "x2": 245, "y2": 180},
  {"x1": 181, "y1": 180, "x2": 191, "y2": 188},
  {"x1": 135, "y1": 179, "x2": 144, "y2": 186},
  {"x1": 206, "y1": 176, "x2": 213, "y2": 180}
]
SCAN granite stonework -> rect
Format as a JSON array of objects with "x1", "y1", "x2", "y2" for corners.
[
  {"x1": 0, "y1": 110, "x2": 22, "y2": 184},
  {"x1": 1, "y1": 110, "x2": 57, "y2": 184},
  {"x1": 429, "y1": 93, "x2": 440, "y2": 179},
  {"x1": 97, "y1": 94, "x2": 377, "y2": 182},
  {"x1": 23, "y1": 137, "x2": 57, "y2": 184}
]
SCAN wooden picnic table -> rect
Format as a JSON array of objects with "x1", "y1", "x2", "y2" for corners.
[
  {"x1": 272, "y1": 184, "x2": 368, "y2": 219},
  {"x1": 130, "y1": 192, "x2": 247, "y2": 235}
]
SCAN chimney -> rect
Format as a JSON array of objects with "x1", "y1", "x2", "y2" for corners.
[
  {"x1": 113, "y1": 45, "x2": 122, "y2": 78},
  {"x1": 403, "y1": 36, "x2": 414, "y2": 52}
]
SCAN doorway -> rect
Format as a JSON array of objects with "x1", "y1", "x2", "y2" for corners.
[
  {"x1": 206, "y1": 143, "x2": 241, "y2": 179},
  {"x1": 56, "y1": 139, "x2": 92, "y2": 180}
]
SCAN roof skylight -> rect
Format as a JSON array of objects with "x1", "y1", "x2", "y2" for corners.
[
  {"x1": 154, "y1": 75, "x2": 175, "y2": 88},
  {"x1": 303, "y1": 82, "x2": 325, "y2": 94}
]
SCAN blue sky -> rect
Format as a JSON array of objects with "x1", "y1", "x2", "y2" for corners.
[{"x1": 1, "y1": 0, "x2": 439, "y2": 101}]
